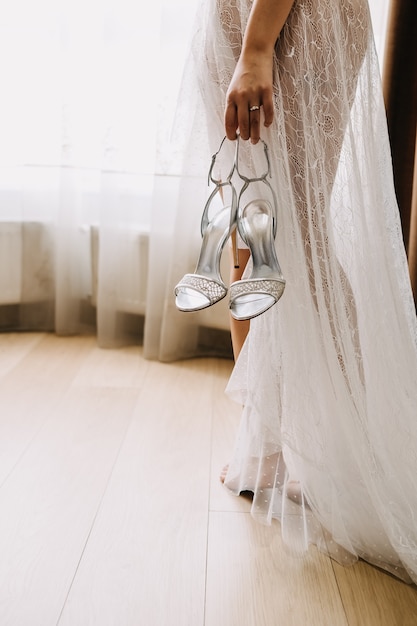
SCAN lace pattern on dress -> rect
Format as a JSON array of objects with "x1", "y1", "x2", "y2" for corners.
[{"x1": 173, "y1": 0, "x2": 417, "y2": 584}]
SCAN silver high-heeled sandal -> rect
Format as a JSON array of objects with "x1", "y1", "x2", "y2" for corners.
[
  {"x1": 229, "y1": 138, "x2": 286, "y2": 321},
  {"x1": 175, "y1": 137, "x2": 237, "y2": 312}
]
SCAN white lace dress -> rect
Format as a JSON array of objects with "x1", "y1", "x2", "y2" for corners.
[{"x1": 178, "y1": 0, "x2": 417, "y2": 583}]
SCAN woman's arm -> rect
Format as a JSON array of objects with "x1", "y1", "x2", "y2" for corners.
[{"x1": 224, "y1": 0, "x2": 295, "y2": 143}]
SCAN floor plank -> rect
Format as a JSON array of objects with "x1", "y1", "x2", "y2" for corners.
[
  {"x1": 205, "y1": 512, "x2": 348, "y2": 626},
  {"x1": 71, "y1": 343, "x2": 148, "y2": 389},
  {"x1": 58, "y1": 358, "x2": 214, "y2": 626},
  {"x1": 332, "y1": 559, "x2": 417, "y2": 626},
  {"x1": 0, "y1": 383, "x2": 139, "y2": 625},
  {"x1": 0, "y1": 334, "x2": 97, "y2": 485},
  {"x1": 0, "y1": 332, "x2": 44, "y2": 379}
]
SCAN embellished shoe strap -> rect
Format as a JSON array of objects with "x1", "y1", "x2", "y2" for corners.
[
  {"x1": 229, "y1": 277, "x2": 286, "y2": 303},
  {"x1": 175, "y1": 274, "x2": 227, "y2": 305}
]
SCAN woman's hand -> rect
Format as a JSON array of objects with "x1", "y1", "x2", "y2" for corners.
[
  {"x1": 223, "y1": 0, "x2": 295, "y2": 143},
  {"x1": 224, "y1": 51, "x2": 274, "y2": 144}
]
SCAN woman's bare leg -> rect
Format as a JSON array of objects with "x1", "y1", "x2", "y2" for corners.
[
  {"x1": 221, "y1": 235, "x2": 250, "y2": 484},
  {"x1": 229, "y1": 231, "x2": 251, "y2": 361}
]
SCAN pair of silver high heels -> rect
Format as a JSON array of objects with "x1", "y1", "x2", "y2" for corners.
[{"x1": 175, "y1": 136, "x2": 285, "y2": 321}]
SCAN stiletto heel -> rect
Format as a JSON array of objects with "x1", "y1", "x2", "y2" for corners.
[
  {"x1": 229, "y1": 138, "x2": 286, "y2": 321},
  {"x1": 175, "y1": 137, "x2": 237, "y2": 312}
]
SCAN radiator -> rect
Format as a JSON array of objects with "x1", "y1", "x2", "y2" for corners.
[
  {"x1": 0, "y1": 223, "x2": 21, "y2": 304},
  {"x1": 0, "y1": 222, "x2": 230, "y2": 331},
  {"x1": 90, "y1": 225, "x2": 149, "y2": 315},
  {"x1": 90, "y1": 225, "x2": 230, "y2": 329},
  {"x1": 0, "y1": 222, "x2": 54, "y2": 305}
]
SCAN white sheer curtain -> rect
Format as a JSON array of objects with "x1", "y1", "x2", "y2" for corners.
[{"x1": 0, "y1": 0, "x2": 390, "y2": 359}]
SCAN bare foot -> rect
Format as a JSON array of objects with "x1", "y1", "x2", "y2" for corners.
[
  {"x1": 286, "y1": 480, "x2": 302, "y2": 503},
  {"x1": 220, "y1": 463, "x2": 307, "y2": 506},
  {"x1": 219, "y1": 464, "x2": 229, "y2": 484}
]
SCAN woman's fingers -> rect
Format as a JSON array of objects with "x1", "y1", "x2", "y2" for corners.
[
  {"x1": 224, "y1": 99, "x2": 239, "y2": 140},
  {"x1": 224, "y1": 100, "x2": 262, "y2": 143},
  {"x1": 224, "y1": 88, "x2": 274, "y2": 144},
  {"x1": 248, "y1": 105, "x2": 261, "y2": 143},
  {"x1": 236, "y1": 102, "x2": 251, "y2": 141},
  {"x1": 262, "y1": 92, "x2": 274, "y2": 128}
]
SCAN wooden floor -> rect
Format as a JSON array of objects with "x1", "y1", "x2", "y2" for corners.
[{"x1": 0, "y1": 333, "x2": 416, "y2": 626}]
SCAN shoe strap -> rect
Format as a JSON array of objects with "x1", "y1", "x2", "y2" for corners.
[
  {"x1": 201, "y1": 137, "x2": 238, "y2": 238},
  {"x1": 235, "y1": 136, "x2": 272, "y2": 183},
  {"x1": 235, "y1": 137, "x2": 278, "y2": 239},
  {"x1": 207, "y1": 136, "x2": 236, "y2": 186}
]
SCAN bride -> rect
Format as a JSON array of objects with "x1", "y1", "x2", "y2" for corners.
[{"x1": 175, "y1": 0, "x2": 417, "y2": 583}]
